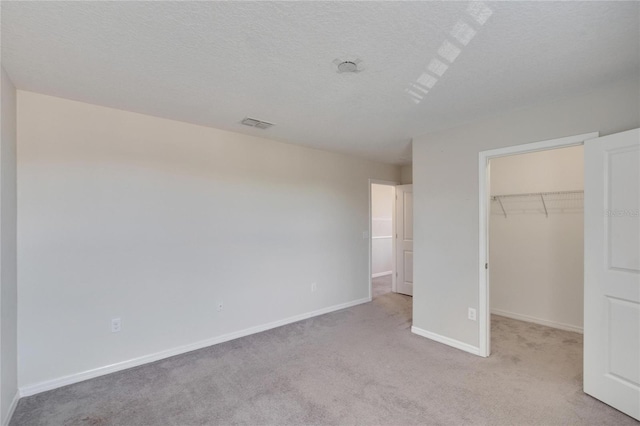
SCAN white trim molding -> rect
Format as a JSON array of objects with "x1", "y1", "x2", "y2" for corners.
[
  {"x1": 491, "y1": 309, "x2": 583, "y2": 334},
  {"x1": 2, "y1": 391, "x2": 19, "y2": 426},
  {"x1": 478, "y1": 132, "x2": 599, "y2": 357},
  {"x1": 19, "y1": 297, "x2": 371, "y2": 397},
  {"x1": 411, "y1": 326, "x2": 480, "y2": 356},
  {"x1": 371, "y1": 271, "x2": 392, "y2": 278}
]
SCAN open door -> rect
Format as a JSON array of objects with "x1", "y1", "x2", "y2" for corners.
[
  {"x1": 396, "y1": 184, "x2": 413, "y2": 296},
  {"x1": 584, "y1": 128, "x2": 639, "y2": 420}
]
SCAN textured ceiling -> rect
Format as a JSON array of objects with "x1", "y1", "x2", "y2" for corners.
[{"x1": 2, "y1": 1, "x2": 639, "y2": 164}]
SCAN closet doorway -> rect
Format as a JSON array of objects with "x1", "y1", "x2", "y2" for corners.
[
  {"x1": 488, "y1": 145, "x2": 585, "y2": 334},
  {"x1": 477, "y1": 132, "x2": 597, "y2": 356}
]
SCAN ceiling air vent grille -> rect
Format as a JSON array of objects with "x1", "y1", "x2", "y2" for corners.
[{"x1": 241, "y1": 117, "x2": 274, "y2": 130}]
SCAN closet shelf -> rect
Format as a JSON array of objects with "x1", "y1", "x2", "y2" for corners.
[{"x1": 491, "y1": 190, "x2": 583, "y2": 218}]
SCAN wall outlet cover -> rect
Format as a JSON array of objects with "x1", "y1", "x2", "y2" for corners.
[
  {"x1": 111, "y1": 318, "x2": 122, "y2": 333},
  {"x1": 468, "y1": 308, "x2": 477, "y2": 321}
]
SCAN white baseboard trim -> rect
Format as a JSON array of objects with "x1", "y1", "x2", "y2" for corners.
[
  {"x1": 371, "y1": 271, "x2": 392, "y2": 278},
  {"x1": 19, "y1": 297, "x2": 372, "y2": 397},
  {"x1": 491, "y1": 308, "x2": 583, "y2": 334},
  {"x1": 411, "y1": 326, "x2": 480, "y2": 356},
  {"x1": 2, "y1": 390, "x2": 20, "y2": 426}
]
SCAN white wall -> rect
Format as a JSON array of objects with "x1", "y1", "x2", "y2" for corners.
[
  {"x1": 371, "y1": 184, "x2": 394, "y2": 277},
  {"x1": 0, "y1": 67, "x2": 18, "y2": 423},
  {"x1": 490, "y1": 146, "x2": 584, "y2": 332},
  {"x1": 400, "y1": 164, "x2": 412, "y2": 184},
  {"x1": 17, "y1": 91, "x2": 400, "y2": 391},
  {"x1": 490, "y1": 146, "x2": 584, "y2": 195},
  {"x1": 412, "y1": 77, "x2": 640, "y2": 350}
]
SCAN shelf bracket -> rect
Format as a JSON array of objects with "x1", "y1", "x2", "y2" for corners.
[
  {"x1": 496, "y1": 196, "x2": 507, "y2": 218},
  {"x1": 540, "y1": 194, "x2": 548, "y2": 218}
]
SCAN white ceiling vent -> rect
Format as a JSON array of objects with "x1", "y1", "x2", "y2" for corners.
[{"x1": 241, "y1": 117, "x2": 274, "y2": 129}]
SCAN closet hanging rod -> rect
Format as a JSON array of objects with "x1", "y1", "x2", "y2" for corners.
[
  {"x1": 491, "y1": 190, "x2": 583, "y2": 218},
  {"x1": 491, "y1": 190, "x2": 583, "y2": 199}
]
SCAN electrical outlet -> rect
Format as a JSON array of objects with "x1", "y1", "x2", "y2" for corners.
[
  {"x1": 311, "y1": 282, "x2": 317, "y2": 292},
  {"x1": 217, "y1": 302, "x2": 224, "y2": 312},
  {"x1": 111, "y1": 318, "x2": 122, "y2": 333},
  {"x1": 468, "y1": 308, "x2": 477, "y2": 321}
]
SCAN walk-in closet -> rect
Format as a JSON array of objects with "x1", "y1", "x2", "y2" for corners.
[{"x1": 489, "y1": 145, "x2": 584, "y2": 333}]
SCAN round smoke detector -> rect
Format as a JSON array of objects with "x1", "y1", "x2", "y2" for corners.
[{"x1": 337, "y1": 61, "x2": 358, "y2": 73}]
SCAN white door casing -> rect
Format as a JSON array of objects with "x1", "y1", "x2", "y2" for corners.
[
  {"x1": 584, "y1": 128, "x2": 640, "y2": 421},
  {"x1": 396, "y1": 185, "x2": 413, "y2": 296},
  {"x1": 478, "y1": 132, "x2": 598, "y2": 357}
]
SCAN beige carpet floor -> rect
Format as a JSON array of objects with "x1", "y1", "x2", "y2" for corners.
[
  {"x1": 11, "y1": 291, "x2": 636, "y2": 425},
  {"x1": 372, "y1": 275, "x2": 392, "y2": 298}
]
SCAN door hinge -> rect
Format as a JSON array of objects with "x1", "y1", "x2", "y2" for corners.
[{"x1": 485, "y1": 263, "x2": 488, "y2": 270}]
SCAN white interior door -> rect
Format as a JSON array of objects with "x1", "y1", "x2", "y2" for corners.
[
  {"x1": 396, "y1": 185, "x2": 413, "y2": 296},
  {"x1": 584, "y1": 128, "x2": 640, "y2": 420}
]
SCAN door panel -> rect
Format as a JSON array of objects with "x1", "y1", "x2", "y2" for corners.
[
  {"x1": 396, "y1": 185, "x2": 413, "y2": 296},
  {"x1": 404, "y1": 251, "x2": 414, "y2": 283},
  {"x1": 608, "y1": 148, "x2": 640, "y2": 271},
  {"x1": 584, "y1": 128, "x2": 640, "y2": 420},
  {"x1": 403, "y1": 193, "x2": 413, "y2": 239}
]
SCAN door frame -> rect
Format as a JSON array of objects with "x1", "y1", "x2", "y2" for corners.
[
  {"x1": 477, "y1": 132, "x2": 598, "y2": 357},
  {"x1": 369, "y1": 179, "x2": 398, "y2": 301}
]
